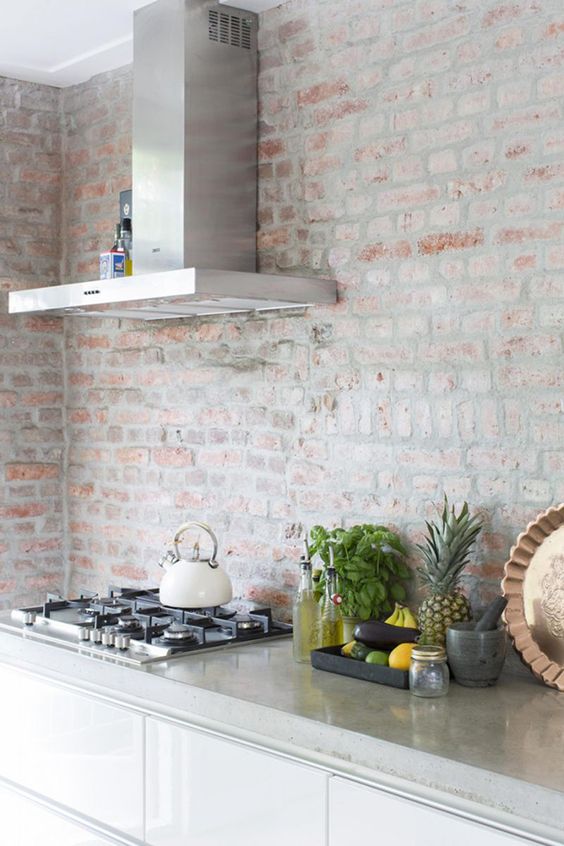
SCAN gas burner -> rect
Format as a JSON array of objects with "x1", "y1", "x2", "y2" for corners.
[
  {"x1": 212, "y1": 608, "x2": 237, "y2": 620},
  {"x1": 236, "y1": 618, "x2": 263, "y2": 633},
  {"x1": 117, "y1": 615, "x2": 143, "y2": 632},
  {"x1": 78, "y1": 607, "x2": 98, "y2": 618},
  {"x1": 161, "y1": 623, "x2": 198, "y2": 643},
  {"x1": 99, "y1": 597, "x2": 126, "y2": 608}
]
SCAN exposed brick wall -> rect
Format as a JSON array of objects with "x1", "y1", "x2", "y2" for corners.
[
  {"x1": 9, "y1": 0, "x2": 564, "y2": 619},
  {"x1": 0, "y1": 78, "x2": 65, "y2": 607},
  {"x1": 63, "y1": 0, "x2": 564, "y2": 615}
]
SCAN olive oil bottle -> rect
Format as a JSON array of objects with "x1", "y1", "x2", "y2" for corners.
[
  {"x1": 320, "y1": 549, "x2": 343, "y2": 647},
  {"x1": 292, "y1": 539, "x2": 320, "y2": 663}
]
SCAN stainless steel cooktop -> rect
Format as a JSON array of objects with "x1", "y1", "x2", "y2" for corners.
[{"x1": 0, "y1": 586, "x2": 291, "y2": 666}]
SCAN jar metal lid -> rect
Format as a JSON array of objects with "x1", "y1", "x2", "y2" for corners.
[{"x1": 411, "y1": 644, "x2": 446, "y2": 661}]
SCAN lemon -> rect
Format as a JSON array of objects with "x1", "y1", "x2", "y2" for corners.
[
  {"x1": 388, "y1": 642, "x2": 415, "y2": 671},
  {"x1": 340, "y1": 641, "x2": 356, "y2": 657}
]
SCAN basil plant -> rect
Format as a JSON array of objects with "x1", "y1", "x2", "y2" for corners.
[{"x1": 309, "y1": 524, "x2": 410, "y2": 620}]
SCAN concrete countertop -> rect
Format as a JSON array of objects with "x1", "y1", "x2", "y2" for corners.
[{"x1": 0, "y1": 628, "x2": 563, "y2": 844}]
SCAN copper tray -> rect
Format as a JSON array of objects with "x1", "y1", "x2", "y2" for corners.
[{"x1": 502, "y1": 504, "x2": 564, "y2": 691}]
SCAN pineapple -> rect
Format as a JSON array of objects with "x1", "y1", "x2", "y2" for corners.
[{"x1": 416, "y1": 497, "x2": 483, "y2": 645}]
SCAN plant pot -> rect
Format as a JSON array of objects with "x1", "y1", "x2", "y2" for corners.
[
  {"x1": 342, "y1": 616, "x2": 361, "y2": 642},
  {"x1": 446, "y1": 623, "x2": 507, "y2": 687}
]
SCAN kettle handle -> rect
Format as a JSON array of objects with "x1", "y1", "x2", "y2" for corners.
[{"x1": 173, "y1": 521, "x2": 219, "y2": 568}]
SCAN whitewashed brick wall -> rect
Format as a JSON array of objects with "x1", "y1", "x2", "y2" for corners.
[
  {"x1": 0, "y1": 78, "x2": 64, "y2": 606},
  {"x1": 4, "y1": 0, "x2": 564, "y2": 617}
]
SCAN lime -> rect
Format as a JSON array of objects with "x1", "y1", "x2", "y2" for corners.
[{"x1": 365, "y1": 650, "x2": 389, "y2": 666}]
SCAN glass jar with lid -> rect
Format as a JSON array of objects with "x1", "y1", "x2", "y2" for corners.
[{"x1": 409, "y1": 645, "x2": 449, "y2": 697}]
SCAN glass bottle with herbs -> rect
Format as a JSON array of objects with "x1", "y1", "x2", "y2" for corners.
[{"x1": 320, "y1": 547, "x2": 344, "y2": 647}]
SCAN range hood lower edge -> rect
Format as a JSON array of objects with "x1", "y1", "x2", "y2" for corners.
[{"x1": 8, "y1": 268, "x2": 337, "y2": 321}]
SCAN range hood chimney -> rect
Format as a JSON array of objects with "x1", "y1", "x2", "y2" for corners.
[
  {"x1": 9, "y1": 0, "x2": 336, "y2": 321},
  {"x1": 134, "y1": 0, "x2": 258, "y2": 277}
]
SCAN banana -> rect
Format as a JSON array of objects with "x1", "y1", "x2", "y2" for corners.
[
  {"x1": 384, "y1": 604, "x2": 400, "y2": 625},
  {"x1": 402, "y1": 608, "x2": 418, "y2": 629},
  {"x1": 385, "y1": 604, "x2": 418, "y2": 629}
]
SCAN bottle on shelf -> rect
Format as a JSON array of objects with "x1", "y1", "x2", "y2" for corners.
[
  {"x1": 120, "y1": 218, "x2": 133, "y2": 276},
  {"x1": 320, "y1": 546, "x2": 344, "y2": 648},
  {"x1": 111, "y1": 222, "x2": 121, "y2": 251},
  {"x1": 292, "y1": 537, "x2": 320, "y2": 663},
  {"x1": 99, "y1": 222, "x2": 126, "y2": 280}
]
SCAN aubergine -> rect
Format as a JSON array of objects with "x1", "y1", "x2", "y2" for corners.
[{"x1": 353, "y1": 620, "x2": 419, "y2": 649}]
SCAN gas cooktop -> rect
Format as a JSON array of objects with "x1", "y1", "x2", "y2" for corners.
[{"x1": 1, "y1": 586, "x2": 291, "y2": 666}]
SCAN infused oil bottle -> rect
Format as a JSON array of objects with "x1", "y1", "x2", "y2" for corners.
[
  {"x1": 320, "y1": 550, "x2": 343, "y2": 647},
  {"x1": 292, "y1": 540, "x2": 320, "y2": 663}
]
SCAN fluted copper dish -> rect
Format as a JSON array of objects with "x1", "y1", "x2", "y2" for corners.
[{"x1": 502, "y1": 504, "x2": 564, "y2": 691}]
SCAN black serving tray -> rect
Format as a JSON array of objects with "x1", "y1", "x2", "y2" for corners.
[{"x1": 311, "y1": 645, "x2": 409, "y2": 690}]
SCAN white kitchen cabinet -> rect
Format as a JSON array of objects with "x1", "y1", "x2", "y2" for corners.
[
  {"x1": 0, "y1": 782, "x2": 119, "y2": 845},
  {"x1": 329, "y1": 777, "x2": 534, "y2": 845},
  {"x1": 145, "y1": 716, "x2": 327, "y2": 846},
  {"x1": 0, "y1": 664, "x2": 144, "y2": 840}
]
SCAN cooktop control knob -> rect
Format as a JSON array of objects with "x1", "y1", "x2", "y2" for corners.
[
  {"x1": 78, "y1": 627, "x2": 90, "y2": 641},
  {"x1": 23, "y1": 611, "x2": 36, "y2": 626},
  {"x1": 101, "y1": 630, "x2": 115, "y2": 647},
  {"x1": 89, "y1": 629, "x2": 102, "y2": 644},
  {"x1": 115, "y1": 634, "x2": 131, "y2": 650}
]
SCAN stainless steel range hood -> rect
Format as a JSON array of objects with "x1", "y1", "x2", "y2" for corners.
[
  {"x1": 9, "y1": 0, "x2": 336, "y2": 320},
  {"x1": 9, "y1": 268, "x2": 335, "y2": 319}
]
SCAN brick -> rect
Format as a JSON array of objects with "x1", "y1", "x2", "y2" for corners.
[
  {"x1": 297, "y1": 80, "x2": 349, "y2": 107},
  {"x1": 482, "y1": 3, "x2": 542, "y2": 28},
  {"x1": 538, "y1": 72, "x2": 564, "y2": 97},
  {"x1": 354, "y1": 137, "x2": 406, "y2": 161},
  {"x1": 111, "y1": 564, "x2": 148, "y2": 582},
  {"x1": 495, "y1": 27, "x2": 524, "y2": 50},
  {"x1": 257, "y1": 227, "x2": 290, "y2": 249},
  {"x1": 403, "y1": 15, "x2": 469, "y2": 51},
  {"x1": 314, "y1": 98, "x2": 369, "y2": 126},
  {"x1": 495, "y1": 222, "x2": 563, "y2": 243},
  {"x1": 6, "y1": 464, "x2": 59, "y2": 481},
  {"x1": 428, "y1": 150, "x2": 457, "y2": 174},
  {"x1": 115, "y1": 448, "x2": 149, "y2": 465},
  {"x1": 377, "y1": 183, "x2": 440, "y2": 212},
  {"x1": 278, "y1": 17, "x2": 308, "y2": 42},
  {"x1": 358, "y1": 241, "x2": 412, "y2": 262},
  {"x1": 418, "y1": 229, "x2": 484, "y2": 255},
  {"x1": 448, "y1": 171, "x2": 506, "y2": 198},
  {"x1": 258, "y1": 138, "x2": 286, "y2": 160}
]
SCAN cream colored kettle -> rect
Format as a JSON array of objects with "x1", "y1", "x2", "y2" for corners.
[{"x1": 158, "y1": 521, "x2": 233, "y2": 609}]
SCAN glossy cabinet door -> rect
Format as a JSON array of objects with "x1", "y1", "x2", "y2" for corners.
[
  {"x1": 0, "y1": 783, "x2": 119, "y2": 845},
  {"x1": 0, "y1": 664, "x2": 144, "y2": 839},
  {"x1": 329, "y1": 777, "x2": 533, "y2": 845},
  {"x1": 146, "y1": 716, "x2": 327, "y2": 846}
]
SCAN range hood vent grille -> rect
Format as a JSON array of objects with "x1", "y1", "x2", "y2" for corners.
[{"x1": 208, "y1": 9, "x2": 252, "y2": 49}]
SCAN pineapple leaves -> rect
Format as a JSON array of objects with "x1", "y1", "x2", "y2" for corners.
[
  {"x1": 309, "y1": 524, "x2": 410, "y2": 620},
  {"x1": 416, "y1": 496, "x2": 483, "y2": 594}
]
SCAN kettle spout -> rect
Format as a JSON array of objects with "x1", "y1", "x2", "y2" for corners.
[{"x1": 158, "y1": 549, "x2": 179, "y2": 572}]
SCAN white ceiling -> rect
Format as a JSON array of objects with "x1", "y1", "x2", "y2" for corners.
[{"x1": 0, "y1": 0, "x2": 281, "y2": 88}]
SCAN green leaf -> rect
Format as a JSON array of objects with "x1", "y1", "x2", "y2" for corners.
[{"x1": 390, "y1": 582, "x2": 407, "y2": 602}]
